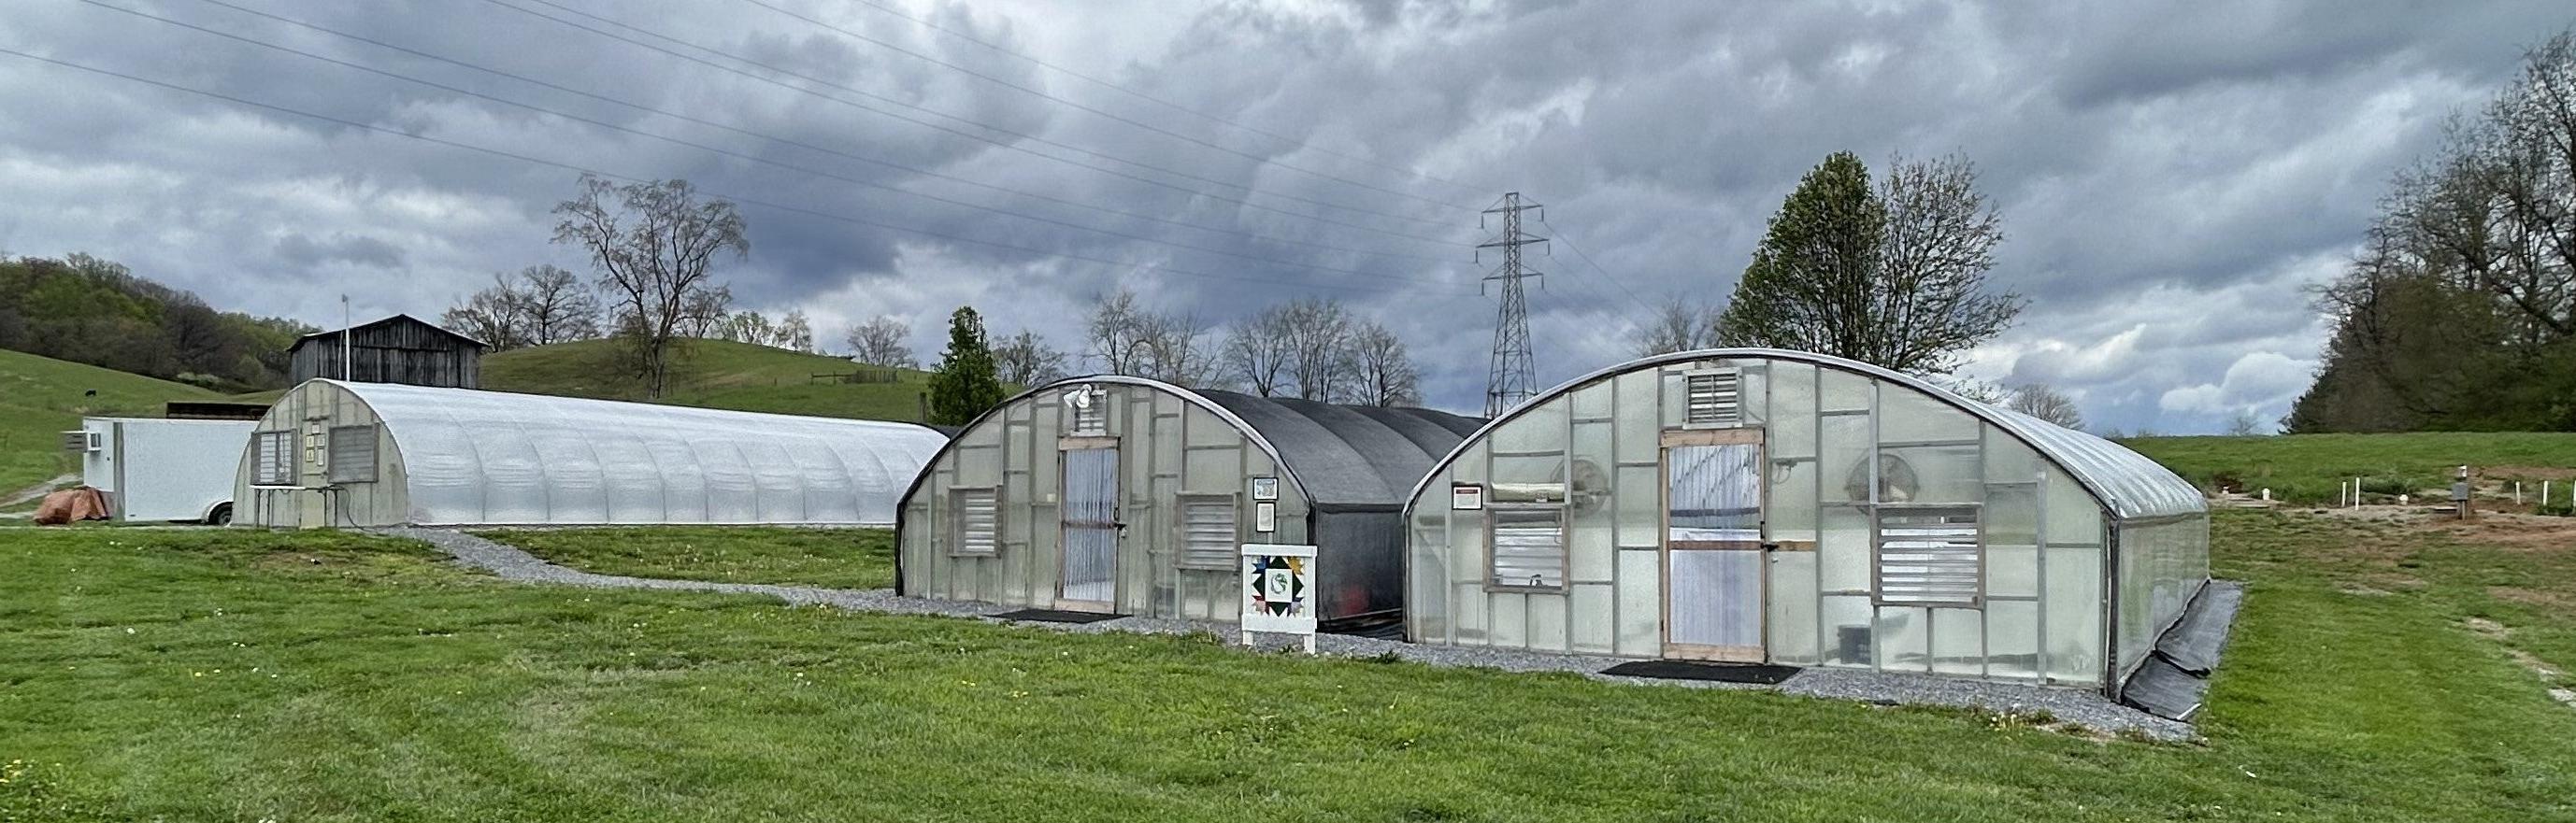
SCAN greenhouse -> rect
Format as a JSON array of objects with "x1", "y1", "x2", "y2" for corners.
[
  {"x1": 232, "y1": 379, "x2": 948, "y2": 528},
  {"x1": 897, "y1": 376, "x2": 1481, "y2": 629},
  {"x1": 1403, "y1": 348, "x2": 2211, "y2": 703}
]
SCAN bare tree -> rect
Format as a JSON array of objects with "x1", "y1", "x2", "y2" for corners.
[
  {"x1": 1137, "y1": 309, "x2": 1217, "y2": 387},
  {"x1": 844, "y1": 316, "x2": 917, "y2": 368},
  {"x1": 440, "y1": 272, "x2": 530, "y2": 350},
  {"x1": 680, "y1": 285, "x2": 735, "y2": 338},
  {"x1": 1347, "y1": 321, "x2": 1421, "y2": 406},
  {"x1": 2006, "y1": 382, "x2": 2083, "y2": 429},
  {"x1": 774, "y1": 309, "x2": 815, "y2": 353},
  {"x1": 722, "y1": 310, "x2": 775, "y2": 346},
  {"x1": 1223, "y1": 305, "x2": 1295, "y2": 396},
  {"x1": 516, "y1": 264, "x2": 601, "y2": 346},
  {"x1": 1634, "y1": 299, "x2": 1714, "y2": 356},
  {"x1": 552, "y1": 175, "x2": 747, "y2": 398},
  {"x1": 1084, "y1": 289, "x2": 1152, "y2": 375},
  {"x1": 1281, "y1": 298, "x2": 1355, "y2": 401},
  {"x1": 992, "y1": 329, "x2": 1068, "y2": 386},
  {"x1": 2225, "y1": 408, "x2": 2266, "y2": 436}
]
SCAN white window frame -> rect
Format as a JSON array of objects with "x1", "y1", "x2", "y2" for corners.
[
  {"x1": 950, "y1": 486, "x2": 1001, "y2": 557},
  {"x1": 1486, "y1": 504, "x2": 1569, "y2": 591}
]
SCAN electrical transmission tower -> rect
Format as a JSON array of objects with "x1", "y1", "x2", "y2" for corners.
[{"x1": 1478, "y1": 192, "x2": 1547, "y2": 417}]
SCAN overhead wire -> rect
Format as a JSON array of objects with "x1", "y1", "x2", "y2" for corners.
[
  {"x1": 1538, "y1": 213, "x2": 1660, "y2": 314},
  {"x1": 479, "y1": 0, "x2": 1467, "y2": 236},
  {"x1": 161, "y1": 0, "x2": 1457, "y2": 266},
  {"x1": 822, "y1": 0, "x2": 1492, "y2": 201},
  {"x1": 0, "y1": 48, "x2": 1480, "y2": 297},
  {"x1": 732, "y1": 0, "x2": 1476, "y2": 213}
]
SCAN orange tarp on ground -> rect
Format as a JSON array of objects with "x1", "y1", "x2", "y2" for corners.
[{"x1": 33, "y1": 487, "x2": 107, "y2": 525}]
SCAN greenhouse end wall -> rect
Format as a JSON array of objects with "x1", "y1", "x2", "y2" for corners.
[
  {"x1": 1408, "y1": 351, "x2": 2208, "y2": 688},
  {"x1": 898, "y1": 381, "x2": 1310, "y2": 621}
]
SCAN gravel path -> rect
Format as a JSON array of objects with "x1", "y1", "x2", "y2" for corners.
[{"x1": 396, "y1": 528, "x2": 2194, "y2": 741}]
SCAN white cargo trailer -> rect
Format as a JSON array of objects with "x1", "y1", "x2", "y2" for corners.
[{"x1": 68, "y1": 418, "x2": 256, "y2": 524}]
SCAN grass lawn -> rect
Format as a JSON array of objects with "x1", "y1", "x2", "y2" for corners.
[
  {"x1": 2124, "y1": 432, "x2": 2576, "y2": 504},
  {"x1": 0, "y1": 349, "x2": 222, "y2": 496},
  {"x1": 4, "y1": 510, "x2": 2573, "y2": 821},
  {"x1": 476, "y1": 527, "x2": 894, "y2": 590},
  {"x1": 479, "y1": 338, "x2": 954, "y2": 423}
]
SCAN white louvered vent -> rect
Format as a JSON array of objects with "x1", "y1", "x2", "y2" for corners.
[
  {"x1": 952, "y1": 488, "x2": 999, "y2": 555},
  {"x1": 327, "y1": 425, "x2": 378, "y2": 483},
  {"x1": 1684, "y1": 368, "x2": 1743, "y2": 428},
  {"x1": 1066, "y1": 386, "x2": 1109, "y2": 436},
  {"x1": 63, "y1": 431, "x2": 100, "y2": 453},
  {"x1": 1874, "y1": 504, "x2": 1983, "y2": 607},
  {"x1": 252, "y1": 431, "x2": 295, "y2": 486},
  {"x1": 1490, "y1": 506, "x2": 1567, "y2": 589},
  {"x1": 1180, "y1": 497, "x2": 1238, "y2": 569}
]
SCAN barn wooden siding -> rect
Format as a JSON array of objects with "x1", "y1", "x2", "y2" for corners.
[{"x1": 288, "y1": 315, "x2": 485, "y2": 389}]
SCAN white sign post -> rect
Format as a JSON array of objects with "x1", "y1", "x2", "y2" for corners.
[{"x1": 1239, "y1": 542, "x2": 1319, "y2": 654}]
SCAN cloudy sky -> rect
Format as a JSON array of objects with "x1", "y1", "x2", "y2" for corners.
[{"x1": 2, "y1": 0, "x2": 2566, "y2": 432}]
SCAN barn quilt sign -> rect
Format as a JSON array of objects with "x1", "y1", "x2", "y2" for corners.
[{"x1": 1239, "y1": 543, "x2": 1319, "y2": 650}]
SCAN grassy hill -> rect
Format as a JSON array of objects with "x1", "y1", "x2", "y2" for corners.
[
  {"x1": 0, "y1": 348, "x2": 223, "y2": 496},
  {"x1": 479, "y1": 338, "x2": 942, "y2": 422},
  {"x1": 2125, "y1": 432, "x2": 2576, "y2": 504}
]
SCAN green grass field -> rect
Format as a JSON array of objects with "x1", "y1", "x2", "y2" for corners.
[
  {"x1": 0, "y1": 349, "x2": 222, "y2": 496},
  {"x1": 480, "y1": 338, "x2": 945, "y2": 422},
  {"x1": 476, "y1": 527, "x2": 895, "y2": 590},
  {"x1": 5, "y1": 509, "x2": 2574, "y2": 821},
  {"x1": 2125, "y1": 432, "x2": 2576, "y2": 504}
]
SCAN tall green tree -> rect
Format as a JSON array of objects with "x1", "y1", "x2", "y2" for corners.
[
  {"x1": 927, "y1": 305, "x2": 1006, "y2": 425},
  {"x1": 1715, "y1": 151, "x2": 2019, "y2": 375}
]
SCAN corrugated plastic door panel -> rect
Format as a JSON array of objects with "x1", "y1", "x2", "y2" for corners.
[
  {"x1": 1664, "y1": 439, "x2": 1766, "y2": 662},
  {"x1": 1059, "y1": 447, "x2": 1119, "y2": 610},
  {"x1": 1668, "y1": 550, "x2": 1763, "y2": 658}
]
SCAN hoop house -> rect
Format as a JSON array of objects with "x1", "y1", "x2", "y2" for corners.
[{"x1": 1403, "y1": 349, "x2": 2211, "y2": 702}]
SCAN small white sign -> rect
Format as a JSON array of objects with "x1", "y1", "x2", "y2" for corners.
[
  {"x1": 1451, "y1": 483, "x2": 1484, "y2": 510},
  {"x1": 1240, "y1": 543, "x2": 1319, "y2": 648},
  {"x1": 1253, "y1": 501, "x2": 1277, "y2": 532},
  {"x1": 1251, "y1": 476, "x2": 1279, "y2": 502}
]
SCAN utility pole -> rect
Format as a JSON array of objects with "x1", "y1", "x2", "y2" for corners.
[{"x1": 1478, "y1": 192, "x2": 1546, "y2": 417}]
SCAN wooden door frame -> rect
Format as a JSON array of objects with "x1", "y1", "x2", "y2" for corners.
[
  {"x1": 1658, "y1": 427, "x2": 1768, "y2": 662},
  {"x1": 1055, "y1": 439, "x2": 1119, "y2": 612}
]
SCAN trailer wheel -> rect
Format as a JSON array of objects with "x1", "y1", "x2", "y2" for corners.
[{"x1": 207, "y1": 503, "x2": 234, "y2": 527}]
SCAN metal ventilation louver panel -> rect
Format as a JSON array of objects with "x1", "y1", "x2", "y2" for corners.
[
  {"x1": 953, "y1": 488, "x2": 999, "y2": 555},
  {"x1": 252, "y1": 431, "x2": 295, "y2": 486},
  {"x1": 1684, "y1": 368, "x2": 1743, "y2": 428},
  {"x1": 1874, "y1": 504, "x2": 1983, "y2": 607},
  {"x1": 1180, "y1": 498, "x2": 1238, "y2": 569},
  {"x1": 1066, "y1": 386, "x2": 1109, "y2": 436},
  {"x1": 63, "y1": 431, "x2": 99, "y2": 453},
  {"x1": 1490, "y1": 506, "x2": 1567, "y2": 589},
  {"x1": 327, "y1": 425, "x2": 378, "y2": 483}
]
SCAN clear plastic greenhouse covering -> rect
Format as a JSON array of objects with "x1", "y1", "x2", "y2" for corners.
[{"x1": 329, "y1": 380, "x2": 948, "y2": 526}]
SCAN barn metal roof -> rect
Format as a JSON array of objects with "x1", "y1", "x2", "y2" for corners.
[{"x1": 1409, "y1": 349, "x2": 2207, "y2": 521}]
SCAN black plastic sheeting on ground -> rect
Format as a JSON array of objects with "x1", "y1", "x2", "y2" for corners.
[
  {"x1": 2120, "y1": 580, "x2": 2247, "y2": 721},
  {"x1": 1600, "y1": 660, "x2": 1803, "y2": 685},
  {"x1": 992, "y1": 608, "x2": 1125, "y2": 624}
]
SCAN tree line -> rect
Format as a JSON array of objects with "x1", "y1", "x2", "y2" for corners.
[
  {"x1": 2286, "y1": 29, "x2": 2576, "y2": 433},
  {"x1": 0, "y1": 252, "x2": 313, "y2": 390}
]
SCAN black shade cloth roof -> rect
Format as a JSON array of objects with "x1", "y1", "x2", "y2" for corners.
[{"x1": 1197, "y1": 390, "x2": 1482, "y2": 506}]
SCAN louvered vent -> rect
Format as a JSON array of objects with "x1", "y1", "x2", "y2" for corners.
[
  {"x1": 1684, "y1": 368, "x2": 1743, "y2": 428},
  {"x1": 62, "y1": 431, "x2": 99, "y2": 453},
  {"x1": 952, "y1": 488, "x2": 999, "y2": 555},
  {"x1": 1180, "y1": 497, "x2": 1238, "y2": 569},
  {"x1": 1490, "y1": 506, "x2": 1567, "y2": 589},
  {"x1": 1067, "y1": 387, "x2": 1109, "y2": 436},
  {"x1": 252, "y1": 431, "x2": 295, "y2": 486},
  {"x1": 1874, "y1": 504, "x2": 1983, "y2": 607},
  {"x1": 327, "y1": 426, "x2": 378, "y2": 483}
]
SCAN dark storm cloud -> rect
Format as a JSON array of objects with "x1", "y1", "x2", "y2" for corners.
[{"x1": 2, "y1": 0, "x2": 2568, "y2": 432}]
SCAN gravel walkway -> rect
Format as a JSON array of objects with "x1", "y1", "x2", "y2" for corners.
[{"x1": 395, "y1": 528, "x2": 2194, "y2": 741}]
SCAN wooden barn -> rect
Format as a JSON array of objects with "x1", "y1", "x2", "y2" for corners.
[{"x1": 288, "y1": 314, "x2": 486, "y2": 389}]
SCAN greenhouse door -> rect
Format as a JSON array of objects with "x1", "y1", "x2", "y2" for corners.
[
  {"x1": 1662, "y1": 430, "x2": 1766, "y2": 662},
  {"x1": 1058, "y1": 446, "x2": 1120, "y2": 612}
]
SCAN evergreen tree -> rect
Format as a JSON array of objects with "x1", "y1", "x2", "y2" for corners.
[{"x1": 927, "y1": 305, "x2": 1006, "y2": 425}]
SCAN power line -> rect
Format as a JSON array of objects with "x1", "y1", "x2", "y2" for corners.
[
  {"x1": 480, "y1": 0, "x2": 1466, "y2": 236},
  {"x1": 0, "y1": 48, "x2": 1479, "y2": 298},
  {"x1": 1479, "y1": 192, "x2": 1544, "y2": 416},
  {"x1": 735, "y1": 0, "x2": 1476, "y2": 213},
  {"x1": 81, "y1": 0, "x2": 1452, "y2": 288},
  {"x1": 825, "y1": 0, "x2": 1491, "y2": 200},
  {"x1": 163, "y1": 0, "x2": 1456, "y2": 267},
  {"x1": 1537, "y1": 215, "x2": 1657, "y2": 314}
]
